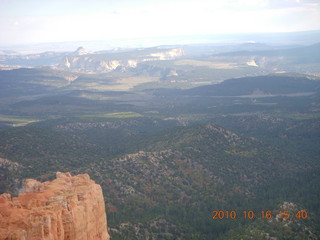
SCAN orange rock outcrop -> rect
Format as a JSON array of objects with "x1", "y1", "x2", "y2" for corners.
[{"x1": 0, "y1": 172, "x2": 110, "y2": 240}]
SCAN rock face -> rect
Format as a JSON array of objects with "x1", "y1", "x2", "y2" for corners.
[
  {"x1": 59, "y1": 47, "x2": 184, "y2": 72},
  {"x1": 0, "y1": 172, "x2": 110, "y2": 240}
]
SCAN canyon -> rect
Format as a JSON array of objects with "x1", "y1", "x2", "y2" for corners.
[{"x1": 0, "y1": 172, "x2": 109, "y2": 240}]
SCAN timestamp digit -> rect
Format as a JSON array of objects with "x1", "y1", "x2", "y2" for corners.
[
  {"x1": 212, "y1": 211, "x2": 218, "y2": 219},
  {"x1": 296, "y1": 210, "x2": 308, "y2": 219},
  {"x1": 243, "y1": 210, "x2": 254, "y2": 219},
  {"x1": 229, "y1": 210, "x2": 237, "y2": 219},
  {"x1": 218, "y1": 211, "x2": 224, "y2": 219},
  {"x1": 261, "y1": 210, "x2": 272, "y2": 219},
  {"x1": 279, "y1": 210, "x2": 290, "y2": 220}
]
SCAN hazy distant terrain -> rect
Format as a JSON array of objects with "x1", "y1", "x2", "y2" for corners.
[{"x1": 0, "y1": 31, "x2": 320, "y2": 239}]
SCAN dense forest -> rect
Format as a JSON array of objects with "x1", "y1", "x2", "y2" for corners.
[{"x1": 0, "y1": 41, "x2": 319, "y2": 239}]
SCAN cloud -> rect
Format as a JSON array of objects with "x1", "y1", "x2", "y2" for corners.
[
  {"x1": 264, "y1": 0, "x2": 320, "y2": 8},
  {"x1": 0, "y1": 0, "x2": 319, "y2": 45}
]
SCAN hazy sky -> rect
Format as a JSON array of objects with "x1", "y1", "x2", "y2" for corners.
[{"x1": 0, "y1": 0, "x2": 319, "y2": 46}]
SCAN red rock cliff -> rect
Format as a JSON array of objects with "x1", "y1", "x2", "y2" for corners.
[{"x1": 0, "y1": 172, "x2": 110, "y2": 240}]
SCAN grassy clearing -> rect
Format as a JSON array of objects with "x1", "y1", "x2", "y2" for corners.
[
  {"x1": 76, "y1": 93, "x2": 112, "y2": 100},
  {"x1": 0, "y1": 117, "x2": 40, "y2": 127},
  {"x1": 73, "y1": 76, "x2": 159, "y2": 91},
  {"x1": 284, "y1": 113, "x2": 320, "y2": 120},
  {"x1": 80, "y1": 112, "x2": 142, "y2": 119}
]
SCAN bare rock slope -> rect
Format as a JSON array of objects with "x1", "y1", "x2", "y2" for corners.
[{"x1": 0, "y1": 172, "x2": 110, "y2": 240}]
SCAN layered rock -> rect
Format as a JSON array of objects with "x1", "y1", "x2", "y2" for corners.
[{"x1": 0, "y1": 172, "x2": 110, "y2": 240}]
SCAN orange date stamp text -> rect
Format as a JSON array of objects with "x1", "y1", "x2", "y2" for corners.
[{"x1": 211, "y1": 210, "x2": 308, "y2": 220}]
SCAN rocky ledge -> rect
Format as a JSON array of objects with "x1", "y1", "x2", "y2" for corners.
[{"x1": 0, "y1": 172, "x2": 110, "y2": 240}]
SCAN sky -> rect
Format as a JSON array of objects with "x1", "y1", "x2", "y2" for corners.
[{"x1": 0, "y1": 0, "x2": 319, "y2": 46}]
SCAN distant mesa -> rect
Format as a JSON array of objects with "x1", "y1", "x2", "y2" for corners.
[{"x1": 0, "y1": 172, "x2": 110, "y2": 240}]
